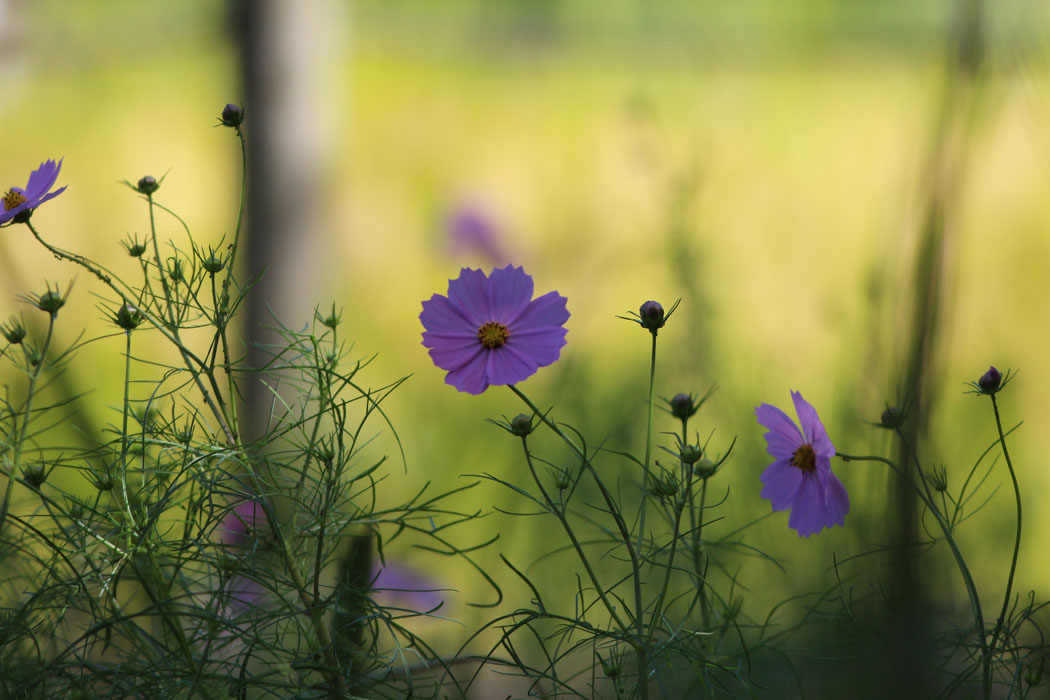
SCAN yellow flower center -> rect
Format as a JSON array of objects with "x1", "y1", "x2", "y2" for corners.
[
  {"x1": 790, "y1": 444, "x2": 816, "y2": 473},
  {"x1": 477, "y1": 321, "x2": 510, "y2": 349},
  {"x1": 3, "y1": 190, "x2": 27, "y2": 212}
]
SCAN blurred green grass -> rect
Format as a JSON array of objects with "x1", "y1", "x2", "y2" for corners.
[{"x1": 2, "y1": 0, "x2": 1050, "y2": 660}]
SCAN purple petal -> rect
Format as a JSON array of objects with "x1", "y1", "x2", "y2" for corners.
[
  {"x1": 510, "y1": 289, "x2": 569, "y2": 329},
  {"x1": 762, "y1": 429, "x2": 802, "y2": 461},
  {"x1": 760, "y1": 459, "x2": 803, "y2": 511},
  {"x1": 420, "y1": 294, "x2": 476, "y2": 337},
  {"x1": 426, "y1": 339, "x2": 483, "y2": 372},
  {"x1": 754, "y1": 403, "x2": 804, "y2": 447},
  {"x1": 487, "y1": 265, "x2": 533, "y2": 324},
  {"x1": 485, "y1": 346, "x2": 539, "y2": 386},
  {"x1": 824, "y1": 472, "x2": 850, "y2": 526},
  {"x1": 24, "y1": 159, "x2": 61, "y2": 200},
  {"x1": 32, "y1": 186, "x2": 66, "y2": 208},
  {"x1": 791, "y1": 391, "x2": 835, "y2": 457},
  {"x1": 787, "y1": 474, "x2": 827, "y2": 537},
  {"x1": 506, "y1": 326, "x2": 567, "y2": 368},
  {"x1": 444, "y1": 354, "x2": 490, "y2": 394},
  {"x1": 446, "y1": 268, "x2": 491, "y2": 326}
]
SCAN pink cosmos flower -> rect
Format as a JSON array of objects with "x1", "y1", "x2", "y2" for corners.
[
  {"x1": 755, "y1": 391, "x2": 848, "y2": 537},
  {"x1": 420, "y1": 265, "x2": 569, "y2": 395},
  {"x1": 1, "y1": 159, "x2": 66, "y2": 226}
]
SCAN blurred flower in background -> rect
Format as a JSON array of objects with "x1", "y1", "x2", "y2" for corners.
[
  {"x1": 444, "y1": 195, "x2": 511, "y2": 266},
  {"x1": 371, "y1": 560, "x2": 444, "y2": 612}
]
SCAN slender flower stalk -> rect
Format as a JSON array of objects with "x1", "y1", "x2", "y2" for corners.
[
  {"x1": 0, "y1": 315, "x2": 55, "y2": 535},
  {"x1": 508, "y1": 384, "x2": 649, "y2": 700},
  {"x1": 837, "y1": 449, "x2": 988, "y2": 686},
  {"x1": 985, "y1": 392, "x2": 1022, "y2": 693}
]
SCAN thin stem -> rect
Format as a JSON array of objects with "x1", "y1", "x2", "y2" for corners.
[
  {"x1": 118, "y1": 329, "x2": 139, "y2": 543},
  {"x1": 509, "y1": 384, "x2": 649, "y2": 700},
  {"x1": 636, "y1": 332, "x2": 657, "y2": 568},
  {"x1": 518, "y1": 435, "x2": 628, "y2": 631},
  {"x1": 838, "y1": 451, "x2": 988, "y2": 665},
  {"x1": 211, "y1": 271, "x2": 240, "y2": 443},
  {"x1": 25, "y1": 220, "x2": 236, "y2": 444},
  {"x1": 986, "y1": 393, "x2": 1022, "y2": 676},
  {"x1": 0, "y1": 314, "x2": 55, "y2": 535}
]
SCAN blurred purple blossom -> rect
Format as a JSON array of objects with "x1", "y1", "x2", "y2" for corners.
[
  {"x1": 371, "y1": 561, "x2": 444, "y2": 612},
  {"x1": 217, "y1": 497, "x2": 269, "y2": 611},
  {"x1": 755, "y1": 391, "x2": 848, "y2": 538},
  {"x1": 445, "y1": 199, "x2": 510, "y2": 265}
]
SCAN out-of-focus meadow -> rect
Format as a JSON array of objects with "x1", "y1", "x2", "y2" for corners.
[{"x1": 3, "y1": 0, "x2": 1050, "y2": 674}]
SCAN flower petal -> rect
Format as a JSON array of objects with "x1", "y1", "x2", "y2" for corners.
[
  {"x1": 787, "y1": 474, "x2": 828, "y2": 537},
  {"x1": 446, "y1": 268, "x2": 491, "y2": 326},
  {"x1": 506, "y1": 326, "x2": 567, "y2": 368},
  {"x1": 420, "y1": 294, "x2": 476, "y2": 337},
  {"x1": 510, "y1": 289, "x2": 569, "y2": 329},
  {"x1": 791, "y1": 390, "x2": 835, "y2": 457},
  {"x1": 824, "y1": 472, "x2": 850, "y2": 527},
  {"x1": 24, "y1": 159, "x2": 61, "y2": 200},
  {"x1": 487, "y1": 265, "x2": 533, "y2": 324},
  {"x1": 760, "y1": 458, "x2": 803, "y2": 511},
  {"x1": 485, "y1": 345, "x2": 539, "y2": 386},
  {"x1": 444, "y1": 353, "x2": 490, "y2": 394},
  {"x1": 754, "y1": 403, "x2": 804, "y2": 450},
  {"x1": 31, "y1": 186, "x2": 66, "y2": 209},
  {"x1": 426, "y1": 339, "x2": 483, "y2": 372}
]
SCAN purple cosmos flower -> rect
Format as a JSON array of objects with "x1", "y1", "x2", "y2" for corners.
[
  {"x1": 1, "y1": 159, "x2": 66, "y2": 226},
  {"x1": 420, "y1": 265, "x2": 569, "y2": 395},
  {"x1": 755, "y1": 391, "x2": 848, "y2": 537}
]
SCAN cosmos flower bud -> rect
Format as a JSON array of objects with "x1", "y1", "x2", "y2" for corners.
[
  {"x1": 22, "y1": 463, "x2": 47, "y2": 489},
  {"x1": 509, "y1": 413, "x2": 534, "y2": 437},
  {"x1": 123, "y1": 235, "x2": 147, "y2": 258},
  {"x1": 679, "y1": 444, "x2": 703, "y2": 465},
  {"x1": 317, "y1": 303, "x2": 341, "y2": 329},
  {"x1": 91, "y1": 473, "x2": 115, "y2": 492},
  {"x1": 202, "y1": 254, "x2": 225, "y2": 274},
  {"x1": 978, "y1": 366, "x2": 1002, "y2": 393},
  {"x1": 221, "y1": 103, "x2": 245, "y2": 128},
  {"x1": 669, "y1": 392, "x2": 698, "y2": 421},
  {"x1": 2, "y1": 317, "x2": 27, "y2": 344},
  {"x1": 136, "y1": 175, "x2": 159, "y2": 195},
  {"x1": 638, "y1": 300, "x2": 665, "y2": 332},
  {"x1": 114, "y1": 304, "x2": 143, "y2": 331},
  {"x1": 927, "y1": 464, "x2": 948, "y2": 493},
  {"x1": 650, "y1": 472, "x2": 679, "y2": 500},
  {"x1": 34, "y1": 287, "x2": 66, "y2": 316},
  {"x1": 879, "y1": 405, "x2": 905, "y2": 430},
  {"x1": 692, "y1": 457, "x2": 717, "y2": 479},
  {"x1": 598, "y1": 654, "x2": 621, "y2": 678}
]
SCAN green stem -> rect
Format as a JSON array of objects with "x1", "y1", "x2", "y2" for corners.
[
  {"x1": 0, "y1": 315, "x2": 55, "y2": 535},
  {"x1": 508, "y1": 384, "x2": 649, "y2": 700},
  {"x1": 25, "y1": 220, "x2": 235, "y2": 444},
  {"x1": 518, "y1": 435, "x2": 628, "y2": 631},
  {"x1": 645, "y1": 435, "x2": 694, "y2": 641},
  {"x1": 636, "y1": 333, "x2": 657, "y2": 569},
  {"x1": 838, "y1": 451, "x2": 988, "y2": 666},
  {"x1": 986, "y1": 393, "x2": 1022, "y2": 681},
  {"x1": 118, "y1": 329, "x2": 138, "y2": 546}
]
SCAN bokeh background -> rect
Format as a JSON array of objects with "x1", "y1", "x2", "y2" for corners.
[{"x1": 2, "y1": 0, "x2": 1050, "y2": 693}]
